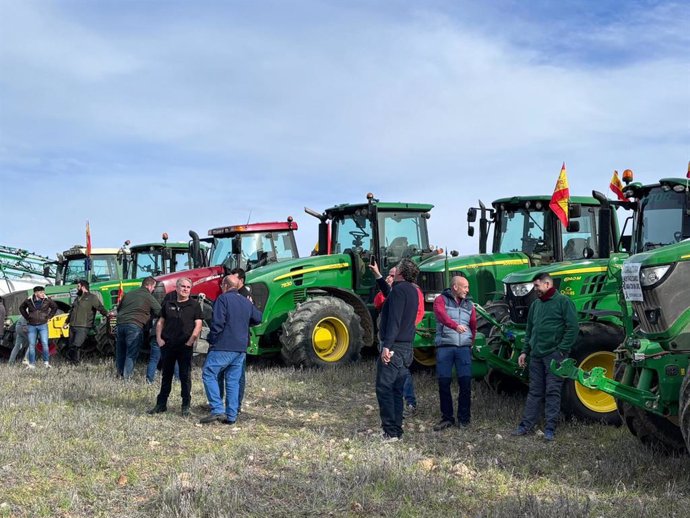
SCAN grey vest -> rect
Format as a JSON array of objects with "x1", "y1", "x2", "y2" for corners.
[{"x1": 435, "y1": 294, "x2": 473, "y2": 347}]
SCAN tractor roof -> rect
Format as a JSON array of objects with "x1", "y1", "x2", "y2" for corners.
[
  {"x1": 130, "y1": 242, "x2": 191, "y2": 251},
  {"x1": 208, "y1": 220, "x2": 298, "y2": 237},
  {"x1": 61, "y1": 246, "x2": 121, "y2": 258},
  {"x1": 491, "y1": 195, "x2": 600, "y2": 207},
  {"x1": 325, "y1": 201, "x2": 434, "y2": 215}
]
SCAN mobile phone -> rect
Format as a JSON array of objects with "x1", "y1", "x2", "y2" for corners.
[{"x1": 369, "y1": 254, "x2": 376, "y2": 266}]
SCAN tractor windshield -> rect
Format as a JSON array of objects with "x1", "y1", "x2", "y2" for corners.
[
  {"x1": 495, "y1": 209, "x2": 555, "y2": 261},
  {"x1": 63, "y1": 254, "x2": 120, "y2": 284},
  {"x1": 637, "y1": 188, "x2": 689, "y2": 252},
  {"x1": 210, "y1": 231, "x2": 298, "y2": 271},
  {"x1": 377, "y1": 211, "x2": 430, "y2": 269},
  {"x1": 130, "y1": 248, "x2": 192, "y2": 278}
]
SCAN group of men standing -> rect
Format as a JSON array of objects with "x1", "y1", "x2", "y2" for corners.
[{"x1": 374, "y1": 260, "x2": 577, "y2": 443}]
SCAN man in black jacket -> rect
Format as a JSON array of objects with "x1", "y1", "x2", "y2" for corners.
[
  {"x1": 63, "y1": 280, "x2": 107, "y2": 364},
  {"x1": 19, "y1": 286, "x2": 58, "y2": 369},
  {"x1": 376, "y1": 259, "x2": 419, "y2": 442}
]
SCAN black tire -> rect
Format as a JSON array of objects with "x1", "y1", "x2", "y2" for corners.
[
  {"x1": 281, "y1": 296, "x2": 363, "y2": 368},
  {"x1": 560, "y1": 323, "x2": 623, "y2": 425},
  {"x1": 95, "y1": 320, "x2": 116, "y2": 357},
  {"x1": 679, "y1": 368, "x2": 690, "y2": 454},
  {"x1": 476, "y1": 299, "x2": 510, "y2": 338}
]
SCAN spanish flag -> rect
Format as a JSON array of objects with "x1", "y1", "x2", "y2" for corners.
[
  {"x1": 609, "y1": 170, "x2": 626, "y2": 201},
  {"x1": 549, "y1": 163, "x2": 570, "y2": 228},
  {"x1": 117, "y1": 280, "x2": 124, "y2": 304}
]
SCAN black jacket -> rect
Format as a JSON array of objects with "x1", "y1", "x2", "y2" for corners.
[{"x1": 19, "y1": 296, "x2": 58, "y2": 326}]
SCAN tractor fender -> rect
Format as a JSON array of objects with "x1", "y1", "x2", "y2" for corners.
[{"x1": 306, "y1": 287, "x2": 374, "y2": 347}]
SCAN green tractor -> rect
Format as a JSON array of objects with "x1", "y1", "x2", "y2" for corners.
[
  {"x1": 414, "y1": 193, "x2": 623, "y2": 369},
  {"x1": 243, "y1": 194, "x2": 435, "y2": 367},
  {"x1": 552, "y1": 176, "x2": 690, "y2": 452}
]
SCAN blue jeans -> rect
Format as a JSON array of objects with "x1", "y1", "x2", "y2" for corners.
[
  {"x1": 115, "y1": 323, "x2": 144, "y2": 379},
  {"x1": 9, "y1": 330, "x2": 29, "y2": 363},
  {"x1": 27, "y1": 324, "x2": 49, "y2": 364},
  {"x1": 436, "y1": 346, "x2": 472, "y2": 425},
  {"x1": 217, "y1": 356, "x2": 246, "y2": 410},
  {"x1": 202, "y1": 350, "x2": 245, "y2": 421},
  {"x1": 147, "y1": 336, "x2": 179, "y2": 383},
  {"x1": 519, "y1": 351, "x2": 565, "y2": 432}
]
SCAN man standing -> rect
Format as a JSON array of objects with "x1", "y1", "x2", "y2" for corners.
[
  {"x1": 19, "y1": 286, "x2": 58, "y2": 369},
  {"x1": 148, "y1": 278, "x2": 203, "y2": 416},
  {"x1": 63, "y1": 280, "x2": 107, "y2": 364},
  {"x1": 200, "y1": 275, "x2": 261, "y2": 425},
  {"x1": 115, "y1": 276, "x2": 161, "y2": 379},
  {"x1": 511, "y1": 273, "x2": 578, "y2": 441},
  {"x1": 432, "y1": 275, "x2": 477, "y2": 431},
  {"x1": 376, "y1": 258, "x2": 420, "y2": 442},
  {"x1": 370, "y1": 261, "x2": 424, "y2": 418}
]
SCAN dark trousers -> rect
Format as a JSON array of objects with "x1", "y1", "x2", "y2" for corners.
[
  {"x1": 67, "y1": 327, "x2": 89, "y2": 364},
  {"x1": 519, "y1": 351, "x2": 564, "y2": 432},
  {"x1": 156, "y1": 343, "x2": 194, "y2": 408},
  {"x1": 436, "y1": 346, "x2": 472, "y2": 425},
  {"x1": 375, "y1": 346, "x2": 413, "y2": 438}
]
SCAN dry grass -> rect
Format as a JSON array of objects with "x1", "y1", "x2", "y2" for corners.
[{"x1": 0, "y1": 356, "x2": 688, "y2": 517}]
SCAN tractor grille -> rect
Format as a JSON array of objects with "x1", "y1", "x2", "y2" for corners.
[
  {"x1": 580, "y1": 274, "x2": 607, "y2": 295},
  {"x1": 248, "y1": 282, "x2": 268, "y2": 311},
  {"x1": 293, "y1": 289, "x2": 307, "y2": 306},
  {"x1": 634, "y1": 261, "x2": 690, "y2": 335}
]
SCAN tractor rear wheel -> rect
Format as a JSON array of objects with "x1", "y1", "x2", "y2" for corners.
[
  {"x1": 412, "y1": 347, "x2": 436, "y2": 370},
  {"x1": 560, "y1": 324, "x2": 623, "y2": 425},
  {"x1": 615, "y1": 362, "x2": 686, "y2": 454},
  {"x1": 679, "y1": 368, "x2": 690, "y2": 454},
  {"x1": 281, "y1": 296, "x2": 363, "y2": 367},
  {"x1": 95, "y1": 321, "x2": 116, "y2": 357}
]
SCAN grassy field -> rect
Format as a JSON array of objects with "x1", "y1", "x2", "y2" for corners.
[{"x1": 0, "y1": 356, "x2": 688, "y2": 517}]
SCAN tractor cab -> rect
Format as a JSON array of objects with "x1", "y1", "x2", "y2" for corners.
[
  {"x1": 57, "y1": 246, "x2": 121, "y2": 285},
  {"x1": 118, "y1": 235, "x2": 203, "y2": 279},
  {"x1": 207, "y1": 219, "x2": 299, "y2": 273},
  {"x1": 468, "y1": 195, "x2": 618, "y2": 267},
  {"x1": 314, "y1": 194, "x2": 433, "y2": 295}
]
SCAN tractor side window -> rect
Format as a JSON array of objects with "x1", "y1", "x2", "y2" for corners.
[
  {"x1": 273, "y1": 232, "x2": 297, "y2": 261},
  {"x1": 134, "y1": 251, "x2": 162, "y2": 277},
  {"x1": 172, "y1": 251, "x2": 191, "y2": 272},
  {"x1": 91, "y1": 255, "x2": 120, "y2": 282},
  {"x1": 332, "y1": 215, "x2": 373, "y2": 256},
  {"x1": 638, "y1": 189, "x2": 686, "y2": 251},
  {"x1": 562, "y1": 207, "x2": 599, "y2": 260}
]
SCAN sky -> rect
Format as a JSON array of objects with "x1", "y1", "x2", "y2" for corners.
[{"x1": 1, "y1": 0, "x2": 688, "y2": 261}]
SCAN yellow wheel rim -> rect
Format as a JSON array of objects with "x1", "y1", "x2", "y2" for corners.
[
  {"x1": 312, "y1": 317, "x2": 349, "y2": 362},
  {"x1": 413, "y1": 348, "x2": 436, "y2": 367},
  {"x1": 574, "y1": 351, "x2": 617, "y2": 414}
]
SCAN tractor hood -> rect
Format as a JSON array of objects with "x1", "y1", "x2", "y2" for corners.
[
  {"x1": 503, "y1": 257, "x2": 618, "y2": 285},
  {"x1": 420, "y1": 251, "x2": 530, "y2": 272},
  {"x1": 624, "y1": 239, "x2": 690, "y2": 269}
]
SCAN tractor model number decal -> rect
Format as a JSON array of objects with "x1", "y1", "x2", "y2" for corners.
[
  {"x1": 563, "y1": 276, "x2": 581, "y2": 282},
  {"x1": 281, "y1": 281, "x2": 293, "y2": 288}
]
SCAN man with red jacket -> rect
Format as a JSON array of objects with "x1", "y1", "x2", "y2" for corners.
[{"x1": 432, "y1": 275, "x2": 477, "y2": 431}]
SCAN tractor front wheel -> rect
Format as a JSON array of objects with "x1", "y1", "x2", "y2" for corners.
[
  {"x1": 560, "y1": 324, "x2": 622, "y2": 425},
  {"x1": 281, "y1": 297, "x2": 363, "y2": 368}
]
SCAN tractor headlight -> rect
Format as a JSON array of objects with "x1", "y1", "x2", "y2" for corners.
[
  {"x1": 510, "y1": 282, "x2": 534, "y2": 297},
  {"x1": 639, "y1": 265, "x2": 671, "y2": 287},
  {"x1": 425, "y1": 292, "x2": 441, "y2": 303}
]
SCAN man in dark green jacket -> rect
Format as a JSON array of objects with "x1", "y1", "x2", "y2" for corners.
[
  {"x1": 511, "y1": 272, "x2": 578, "y2": 441},
  {"x1": 63, "y1": 280, "x2": 107, "y2": 364}
]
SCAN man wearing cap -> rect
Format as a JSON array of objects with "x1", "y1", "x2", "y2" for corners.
[{"x1": 19, "y1": 286, "x2": 58, "y2": 369}]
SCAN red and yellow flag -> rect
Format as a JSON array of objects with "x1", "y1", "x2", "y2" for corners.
[
  {"x1": 609, "y1": 170, "x2": 626, "y2": 201},
  {"x1": 86, "y1": 220, "x2": 92, "y2": 257},
  {"x1": 117, "y1": 280, "x2": 124, "y2": 304},
  {"x1": 549, "y1": 163, "x2": 570, "y2": 228}
]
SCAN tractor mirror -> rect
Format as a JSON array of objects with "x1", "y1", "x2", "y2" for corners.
[
  {"x1": 467, "y1": 207, "x2": 477, "y2": 223},
  {"x1": 568, "y1": 204, "x2": 581, "y2": 219},
  {"x1": 566, "y1": 221, "x2": 580, "y2": 232},
  {"x1": 583, "y1": 247, "x2": 594, "y2": 259},
  {"x1": 468, "y1": 225, "x2": 475, "y2": 237}
]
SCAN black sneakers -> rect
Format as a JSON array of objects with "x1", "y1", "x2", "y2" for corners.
[
  {"x1": 433, "y1": 420, "x2": 454, "y2": 432},
  {"x1": 199, "y1": 413, "x2": 225, "y2": 424}
]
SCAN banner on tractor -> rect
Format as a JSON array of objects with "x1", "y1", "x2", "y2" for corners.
[{"x1": 549, "y1": 163, "x2": 570, "y2": 228}]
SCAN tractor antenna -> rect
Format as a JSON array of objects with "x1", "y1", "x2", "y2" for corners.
[{"x1": 246, "y1": 209, "x2": 252, "y2": 225}]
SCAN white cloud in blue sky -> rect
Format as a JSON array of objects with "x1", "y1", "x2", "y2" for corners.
[{"x1": 1, "y1": 0, "x2": 688, "y2": 257}]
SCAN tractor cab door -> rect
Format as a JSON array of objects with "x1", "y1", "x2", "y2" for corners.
[{"x1": 331, "y1": 212, "x2": 375, "y2": 295}]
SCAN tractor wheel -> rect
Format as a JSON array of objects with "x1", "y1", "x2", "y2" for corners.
[
  {"x1": 476, "y1": 299, "x2": 510, "y2": 338},
  {"x1": 95, "y1": 321, "x2": 116, "y2": 357},
  {"x1": 560, "y1": 323, "x2": 623, "y2": 425},
  {"x1": 412, "y1": 347, "x2": 436, "y2": 370},
  {"x1": 679, "y1": 368, "x2": 690, "y2": 454},
  {"x1": 281, "y1": 296, "x2": 363, "y2": 368}
]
